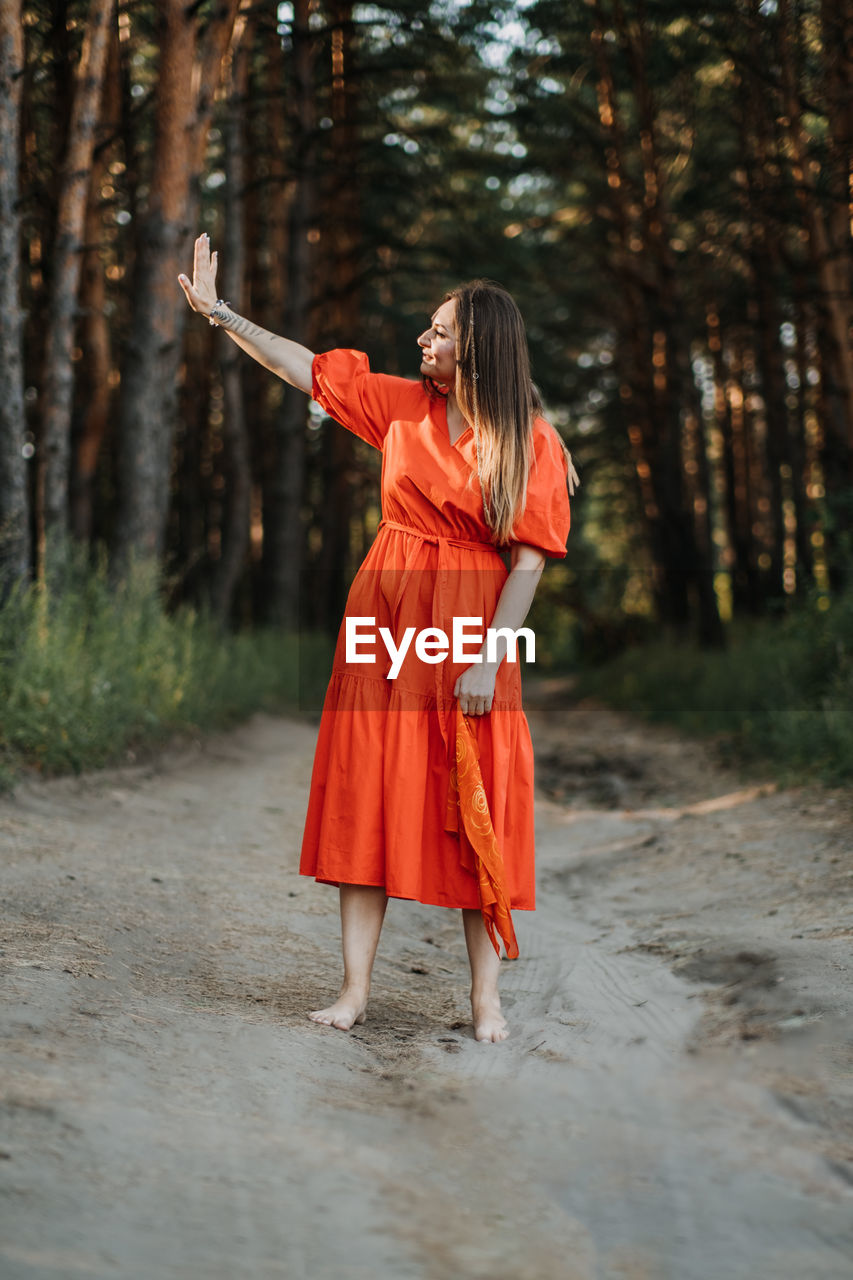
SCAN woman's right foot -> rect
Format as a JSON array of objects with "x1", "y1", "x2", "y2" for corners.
[
  {"x1": 308, "y1": 991, "x2": 368, "y2": 1031},
  {"x1": 471, "y1": 990, "x2": 509, "y2": 1043}
]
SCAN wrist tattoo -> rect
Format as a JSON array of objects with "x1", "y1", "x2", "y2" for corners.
[
  {"x1": 224, "y1": 313, "x2": 265, "y2": 340},
  {"x1": 209, "y1": 307, "x2": 267, "y2": 344},
  {"x1": 209, "y1": 301, "x2": 234, "y2": 327}
]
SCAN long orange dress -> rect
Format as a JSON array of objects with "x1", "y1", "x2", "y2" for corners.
[{"x1": 298, "y1": 348, "x2": 571, "y2": 925}]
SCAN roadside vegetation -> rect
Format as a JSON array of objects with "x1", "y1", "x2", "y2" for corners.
[
  {"x1": 578, "y1": 596, "x2": 853, "y2": 786},
  {"x1": 0, "y1": 558, "x2": 331, "y2": 788},
  {"x1": 3, "y1": 558, "x2": 849, "y2": 789}
]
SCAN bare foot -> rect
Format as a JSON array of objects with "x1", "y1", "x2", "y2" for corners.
[
  {"x1": 471, "y1": 991, "x2": 509, "y2": 1043},
  {"x1": 308, "y1": 991, "x2": 367, "y2": 1031}
]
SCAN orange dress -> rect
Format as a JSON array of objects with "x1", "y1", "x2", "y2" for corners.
[{"x1": 298, "y1": 348, "x2": 571, "y2": 922}]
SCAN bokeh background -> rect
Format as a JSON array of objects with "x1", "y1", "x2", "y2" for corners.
[{"x1": 0, "y1": 0, "x2": 851, "y2": 780}]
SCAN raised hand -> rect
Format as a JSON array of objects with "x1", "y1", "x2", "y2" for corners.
[
  {"x1": 177, "y1": 233, "x2": 219, "y2": 317},
  {"x1": 175, "y1": 233, "x2": 315, "y2": 392}
]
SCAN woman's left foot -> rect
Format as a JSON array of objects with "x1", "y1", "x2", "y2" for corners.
[
  {"x1": 471, "y1": 991, "x2": 509, "y2": 1043},
  {"x1": 308, "y1": 989, "x2": 367, "y2": 1031}
]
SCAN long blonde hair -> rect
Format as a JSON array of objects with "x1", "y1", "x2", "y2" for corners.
[{"x1": 425, "y1": 280, "x2": 542, "y2": 544}]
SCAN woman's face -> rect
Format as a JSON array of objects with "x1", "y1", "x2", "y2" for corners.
[{"x1": 418, "y1": 299, "x2": 457, "y2": 384}]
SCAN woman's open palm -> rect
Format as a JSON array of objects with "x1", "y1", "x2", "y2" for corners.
[{"x1": 178, "y1": 234, "x2": 219, "y2": 317}]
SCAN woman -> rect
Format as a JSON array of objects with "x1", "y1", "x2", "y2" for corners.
[{"x1": 179, "y1": 234, "x2": 575, "y2": 1043}]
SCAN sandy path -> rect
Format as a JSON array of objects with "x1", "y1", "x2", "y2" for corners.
[{"x1": 1, "y1": 693, "x2": 851, "y2": 1279}]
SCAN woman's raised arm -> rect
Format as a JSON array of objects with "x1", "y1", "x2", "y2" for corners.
[{"x1": 178, "y1": 233, "x2": 315, "y2": 394}]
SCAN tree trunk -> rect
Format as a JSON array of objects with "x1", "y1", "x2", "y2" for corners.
[
  {"x1": 39, "y1": 0, "x2": 113, "y2": 570},
  {"x1": 0, "y1": 0, "x2": 30, "y2": 595},
  {"x1": 71, "y1": 161, "x2": 113, "y2": 541},
  {"x1": 588, "y1": 9, "x2": 671, "y2": 623},
  {"x1": 817, "y1": 0, "x2": 853, "y2": 590},
  {"x1": 777, "y1": 0, "x2": 853, "y2": 589},
  {"x1": 210, "y1": 4, "x2": 253, "y2": 624},
  {"x1": 707, "y1": 309, "x2": 761, "y2": 615},
  {"x1": 71, "y1": 160, "x2": 111, "y2": 545},
  {"x1": 71, "y1": 16, "x2": 120, "y2": 545},
  {"x1": 616, "y1": 0, "x2": 722, "y2": 645},
  {"x1": 112, "y1": 0, "x2": 240, "y2": 572},
  {"x1": 819, "y1": 0, "x2": 853, "y2": 333},
  {"x1": 315, "y1": 2, "x2": 359, "y2": 633},
  {"x1": 735, "y1": 21, "x2": 791, "y2": 600},
  {"x1": 262, "y1": 0, "x2": 317, "y2": 627},
  {"x1": 598, "y1": 0, "x2": 723, "y2": 643},
  {"x1": 753, "y1": 261, "x2": 791, "y2": 598},
  {"x1": 791, "y1": 276, "x2": 817, "y2": 586}
]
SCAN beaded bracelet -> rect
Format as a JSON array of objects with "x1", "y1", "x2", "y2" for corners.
[{"x1": 209, "y1": 300, "x2": 232, "y2": 327}]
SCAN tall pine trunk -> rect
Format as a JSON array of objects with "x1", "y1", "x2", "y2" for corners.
[
  {"x1": 315, "y1": 2, "x2": 359, "y2": 634},
  {"x1": 594, "y1": 1, "x2": 722, "y2": 643},
  {"x1": 777, "y1": 0, "x2": 853, "y2": 590},
  {"x1": 262, "y1": 0, "x2": 316, "y2": 627},
  {"x1": 211, "y1": 6, "x2": 253, "y2": 623},
  {"x1": 0, "y1": 0, "x2": 30, "y2": 595},
  {"x1": 71, "y1": 18, "x2": 120, "y2": 544},
  {"x1": 112, "y1": 0, "x2": 240, "y2": 571},
  {"x1": 39, "y1": 0, "x2": 113, "y2": 572},
  {"x1": 707, "y1": 309, "x2": 761, "y2": 615}
]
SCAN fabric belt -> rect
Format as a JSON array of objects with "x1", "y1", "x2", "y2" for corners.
[
  {"x1": 376, "y1": 517, "x2": 518, "y2": 959},
  {"x1": 376, "y1": 517, "x2": 497, "y2": 555},
  {"x1": 376, "y1": 517, "x2": 498, "y2": 744}
]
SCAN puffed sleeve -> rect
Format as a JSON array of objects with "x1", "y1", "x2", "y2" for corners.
[
  {"x1": 511, "y1": 418, "x2": 572, "y2": 558},
  {"x1": 311, "y1": 348, "x2": 416, "y2": 450}
]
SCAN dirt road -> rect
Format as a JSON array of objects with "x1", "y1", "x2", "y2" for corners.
[{"x1": 1, "y1": 693, "x2": 852, "y2": 1279}]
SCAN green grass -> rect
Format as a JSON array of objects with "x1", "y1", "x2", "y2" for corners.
[
  {"x1": 4, "y1": 556, "x2": 850, "y2": 790},
  {"x1": 577, "y1": 594, "x2": 853, "y2": 785},
  {"x1": 0, "y1": 557, "x2": 333, "y2": 786}
]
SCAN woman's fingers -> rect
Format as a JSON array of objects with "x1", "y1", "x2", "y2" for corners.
[
  {"x1": 193, "y1": 234, "x2": 208, "y2": 288},
  {"x1": 177, "y1": 273, "x2": 197, "y2": 308},
  {"x1": 458, "y1": 694, "x2": 491, "y2": 717},
  {"x1": 456, "y1": 665, "x2": 495, "y2": 715},
  {"x1": 192, "y1": 233, "x2": 215, "y2": 288},
  {"x1": 178, "y1": 234, "x2": 218, "y2": 313},
  {"x1": 177, "y1": 272, "x2": 209, "y2": 315},
  {"x1": 178, "y1": 281, "x2": 202, "y2": 313}
]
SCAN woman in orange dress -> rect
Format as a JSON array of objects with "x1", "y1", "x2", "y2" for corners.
[{"x1": 179, "y1": 234, "x2": 574, "y2": 1042}]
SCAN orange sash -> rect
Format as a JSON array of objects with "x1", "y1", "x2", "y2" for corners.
[{"x1": 444, "y1": 703, "x2": 519, "y2": 959}]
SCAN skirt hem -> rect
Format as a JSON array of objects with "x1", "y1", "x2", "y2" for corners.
[{"x1": 298, "y1": 868, "x2": 535, "y2": 912}]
